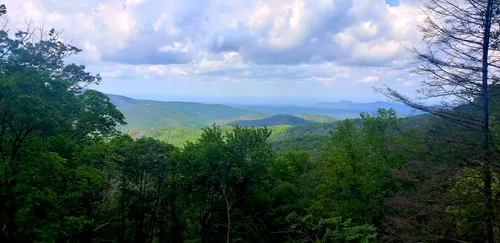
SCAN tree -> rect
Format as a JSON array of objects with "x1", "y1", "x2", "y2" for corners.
[
  {"x1": 115, "y1": 137, "x2": 175, "y2": 243},
  {"x1": 316, "y1": 109, "x2": 406, "y2": 225},
  {"x1": 0, "y1": 70, "x2": 124, "y2": 241},
  {"x1": 181, "y1": 125, "x2": 275, "y2": 243},
  {"x1": 0, "y1": 6, "x2": 125, "y2": 241},
  {"x1": 278, "y1": 212, "x2": 376, "y2": 243},
  {"x1": 381, "y1": 0, "x2": 500, "y2": 241},
  {"x1": 0, "y1": 27, "x2": 101, "y2": 91}
]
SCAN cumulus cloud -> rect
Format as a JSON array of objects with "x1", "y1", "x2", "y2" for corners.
[
  {"x1": 0, "y1": 0, "x2": 425, "y2": 101},
  {"x1": 100, "y1": 70, "x2": 124, "y2": 78}
]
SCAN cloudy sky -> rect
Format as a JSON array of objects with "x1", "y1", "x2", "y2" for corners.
[{"x1": 5, "y1": 0, "x2": 424, "y2": 104}]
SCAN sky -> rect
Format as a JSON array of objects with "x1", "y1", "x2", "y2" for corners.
[{"x1": 4, "y1": 0, "x2": 424, "y2": 104}]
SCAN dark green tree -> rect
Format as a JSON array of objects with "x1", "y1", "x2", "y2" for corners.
[{"x1": 0, "y1": 7, "x2": 125, "y2": 241}]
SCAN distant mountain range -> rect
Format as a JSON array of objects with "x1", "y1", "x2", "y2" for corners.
[
  {"x1": 106, "y1": 93, "x2": 418, "y2": 142},
  {"x1": 228, "y1": 114, "x2": 312, "y2": 127},
  {"x1": 107, "y1": 94, "x2": 265, "y2": 129},
  {"x1": 227, "y1": 101, "x2": 416, "y2": 117},
  {"x1": 315, "y1": 100, "x2": 411, "y2": 111},
  {"x1": 103, "y1": 92, "x2": 427, "y2": 149}
]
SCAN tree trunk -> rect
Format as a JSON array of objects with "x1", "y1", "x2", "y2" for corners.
[
  {"x1": 200, "y1": 210, "x2": 210, "y2": 243},
  {"x1": 170, "y1": 193, "x2": 180, "y2": 243},
  {"x1": 120, "y1": 175, "x2": 126, "y2": 243},
  {"x1": 6, "y1": 180, "x2": 16, "y2": 242},
  {"x1": 226, "y1": 208, "x2": 231, "y2": 243},
  {"x1": 224, "y1": 189, "x2": 231, "y2": 243},
  {"x1": 484, "y1": 168, "x2": 495, "y2": 242},
  {"x1": 482, "y1": 1, "x2": 495, "y2": 242}
]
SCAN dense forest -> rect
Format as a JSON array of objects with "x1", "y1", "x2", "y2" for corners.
[
  {"x1": 227, "y1": 114, "x2": 312, "y2": 127},
  {"x1": 2, "y1": 0, "x2": 500, "y2": 242}
]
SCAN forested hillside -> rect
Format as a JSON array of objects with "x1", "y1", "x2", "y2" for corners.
[
  {"x1": 108, "y1": 94, "x2": 265, "y2": 129},
  {"x1": 2, "y1": 1, "x2": 500, "y2": 243},
  {"x1": 228, "y1": 114, "x2": 312, "y2": 126},
  {"x1": 120, "y1": 112, "x2": 338, "y2": 148},
  {"x1": 125, "y1": 125, "x2": 293, "y2": 147},
  {"x1": 295, "y1": 113, "x2": 338, "y2": 123},
  {"x1": 268, "y1": 122, "x2": 341, "y2": 158}
]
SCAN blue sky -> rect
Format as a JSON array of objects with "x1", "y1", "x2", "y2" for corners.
[
  {"x1": 5, "y1": 0, "x2": 423, "y2": 104},
  {"x1": 385, "y1": 0, "x2": 401, "y2": 7}
]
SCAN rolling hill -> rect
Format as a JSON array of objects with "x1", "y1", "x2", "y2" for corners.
[
  {"x1": 228, "y1": 114, "x2": 312, "y2": 127},
  {"x1": 295, "y1": 113, "x2": 338, "y2": 123},
  {"x1": 106, "y1": 93, "x2": 422, "y2": 151},
  {"x1": 227, "y1": 101, "x2": 416, "y2": 117},
  {"x1": 107, "y1": 94, "x2": 266, "y2": 129},
  {"x1": 125, "y1": 125, "x2": 293, "y2": 147},
  {"x1": 269, "y1": 122, "x2": 339, "y2": 142}
]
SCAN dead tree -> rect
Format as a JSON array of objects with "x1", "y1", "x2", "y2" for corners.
[{"x1": 381, "y1": 0, "x2": 500, "y2": 242}]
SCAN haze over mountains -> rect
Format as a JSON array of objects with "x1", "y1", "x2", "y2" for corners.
[
  {"x1": 107, "y1": 92, "x2": 415, "y2": 129},
  {"x1": 107, "y1": 94, "x2": 265, "y2": 129},
  {"x1": 105, "y1": 92, "x2": 417, "y2": 147},
  {"x1": 229, "y1": 101, "x2": 415, "y2": 118}
]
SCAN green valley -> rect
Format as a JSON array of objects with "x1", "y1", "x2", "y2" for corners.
[
  {"x1": 125, "y1": 125, "x2": 294, "y2": 147},
  {"x1": 108, "y1": 94, "x2": 266, "y2": 129},
  {"x1": 295, "y1": 113, "x2": 339, "y2": 123},
  {"x1": 108, "y1": 95, "x2": 345, "y2": 148}
]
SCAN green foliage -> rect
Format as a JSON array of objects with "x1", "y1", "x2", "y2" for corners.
[
  {"x1": 270, "y1": 135, "x2": 328, "y2": 159},
  {"x1": 268, "y1": 121, "x2": 350, "y2": 159},
  {"x1": 270, "y1": 121, "x2": 342, "y2": 142},
  {"x1": 0, "y1": 27, "x2": 100, "y2": 91},
  {"x1": 295, "y1": 113, "x2": 339, "y2": 123},
  {"x1": 125, "y1": 125, "x2": 292, "y2": 148},
  {"x1": 282, "y1": 212, "x2": 377, "y2": 243},
  {"x1": 180, "y1": 125, "x2": 276, "y2": 242},
  {"x1": 143, "y1": 127, "x2": 204, "y2": 147},
  {"x1": 316, "y1": 109, "x2": 407, "y2": 224},
  {"x1": 0, "y1": 19, "x2": 124, "y2": 242},
  {"x1": 228, "y1": 114, "x2": 312, "y2": 127},
  {"x1": 113, "y1": 137, "x2": 177, "y2": 242}
]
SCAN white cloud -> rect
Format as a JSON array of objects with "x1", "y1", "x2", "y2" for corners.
[
  {"x1": 96, "y1": 3, "x2": 140, "y2": 48},
  {"x1": 168, "y1": 67, "x2": 188, "y2": 76},
  {"x1": 83, "y1": 41, "x2": 100, "y2": 61},
  {"x1": 23, "y1": 1, "x2": 43, "y2": 21},
  {"x1": 136, "y1": 65, "x2": 189, "y2": 78},
  {"x1": 360, "y1": 76, "x2": 380, "y2": 83},
  {"x1": 153, "y1": 13, "x2": 180, "y2": 35},
  {"x1": 0, "y1": 0, "x2": 425, "y2": 101},
  {"x1": 136, "y1": 65, "x2": 168, "y2": 77},
  {"x1": 101, "y1": 70, "x2": 123, "y2": 78},
  {"x1": 159, "y1": 42, "x2": 189, "y2": 53},
  {"x1": 351, "y1": 40, "x2": 402, "y2": 64},
  {"x1": 125, "y1": 0, "x2": 148, "y2": 7},
  {"x1": 48, "y1": 11, "x2": 63, "y2": 22},
  {"x1": 196, "y1": 51, "x2": 248, "y2": 72}
]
